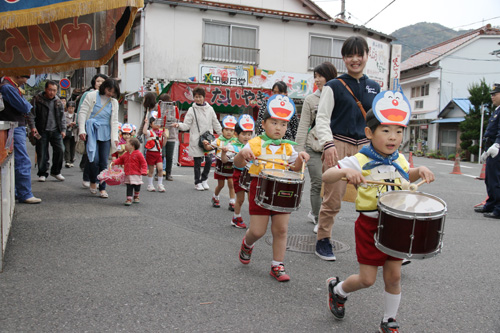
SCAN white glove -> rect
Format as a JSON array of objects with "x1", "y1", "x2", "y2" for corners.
[
  {"x1": 487, "y1": 143, "x2": 500, "y2": 159},
  {"x1": 480, "y1": 151, "x2": 488, "y2": 164}
]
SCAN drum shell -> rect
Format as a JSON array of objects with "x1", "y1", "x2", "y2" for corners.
[
  {"x1": 215, "y1": 158, "x2": 234, "y2": 177},
  {"x1": 239, "y1": 165, "x2": 252, "y2": 191},
  {"x1": 255, "y1": 170, "x2": 304, "y2": 212},
  {"x1": 376, "y1": 191, "x2": 447, "y2": 260}
]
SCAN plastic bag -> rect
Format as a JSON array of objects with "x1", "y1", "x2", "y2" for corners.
[{"x1": 97, "y1": 165, "x2": 125, "y2": 186}]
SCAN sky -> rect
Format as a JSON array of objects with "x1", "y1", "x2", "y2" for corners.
[{"x1": 312, "y1": 0, "x2": 500, "y2": 35}]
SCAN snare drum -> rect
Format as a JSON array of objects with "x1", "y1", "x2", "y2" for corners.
[
  {"x1": 239, "y1": 165, "x2": 252, "y2": 191},
  {"x1": 215, "y1": 157, "x2": 234, "y2": 177},
  {"x1": 375, "y1": 191, "x2": 447, "y2": 260},
  {"x1": 255, "y1": 169, "x2": 305, "y2": 212}
]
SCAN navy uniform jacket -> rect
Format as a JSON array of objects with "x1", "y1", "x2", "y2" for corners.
[{"x1": 484, "y1": 105, "x2": 500, "y2": 146}]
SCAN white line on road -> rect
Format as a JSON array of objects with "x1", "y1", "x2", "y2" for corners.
[{"x1": 435, "y1": 162, "x2": 473, "y2": 169}]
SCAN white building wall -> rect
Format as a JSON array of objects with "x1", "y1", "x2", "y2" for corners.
[{"x1": 439, "y1": 36, "x2": 500, "y2": 108}]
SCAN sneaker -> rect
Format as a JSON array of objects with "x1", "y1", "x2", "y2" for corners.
[
  {"x1": 166, "y1": 174, "x2": 173, "y2": 181},
  {"x1": 315, "y1": 238, "x2": 336, "y2": 261},
  {"x1": 313, "y1": 223, "x2": 319, "y2": 234},
  {"x1": 307, "y1": 211, "x2": 317, "y2": 224},
  {"x1": 22, "y1": 196, "x2": 42, "y2": 204},
  {"x1": 147, "y1": 184, "x2": 156, "y2": 192},
  {"x1": 231, "y1": 216, "x2": 247, "y2": 229},
  {"x1": 65, "y1": 163, "x2": 70, "y2": 168},
  {"x1": 133, "y1": 197, "x2": 140, "y2": 203},
  {"x1": 270, "y1": 264, "x2": 290, "y2": 282},
  {"x1": 239, "y1": 237, "x2": 253, "y2": 264},
  {"x1": 201, "y1": 180, "x2": 210, "y2": 190},
  {"x1": 51, "y1": 174, "x2": 65, "y2": 181},
  {"x1": 195, "y1": 183, "x2": 204, "y2": 191},
  {"x1": 124, "y1": 199, "x2": 132, "y2": 206},
  {"x1": 212, "y1": 196, "x2": 220, "y2": 208},
  {"x1": 82, "y1": 181, "x2": 90, "y2": 188},
  {"x1": 69, "y1": 163, "x2": 74, "y2": 168},
  {"x1": 158, "y1": 184, "x2": 166, "y2": 192},
  {"x1": 38, "y1": 176, "x2": 46, "y2": 182},
  {"x1": 228, "y1": 202, "x2": 235, "y2": 211},
  {"x1": 379, "y1": 318, "x2": 400, "y2": 333},
  {"x1": 327, "y1": 277, "x2": 347, "y2": 320}
]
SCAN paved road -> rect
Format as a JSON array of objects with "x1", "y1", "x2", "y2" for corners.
[{"x1": 1, "y1": 149, "x2": 499, "y2": 332}]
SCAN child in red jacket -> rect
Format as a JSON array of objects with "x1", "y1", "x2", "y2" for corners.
[{"x1": 111, "y1": 137, "x2": 148, "y2": 206}]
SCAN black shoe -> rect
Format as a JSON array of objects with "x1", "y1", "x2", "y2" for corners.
[
  {"x1": 483, "y1": 212, "x2": 500, "y2": 219},
  {"x1": 326, "y1": 277, "x2": 346, "y2": 320},
  {"x1": 474, "y1": 206, "x2": 490, "y2": 213}
]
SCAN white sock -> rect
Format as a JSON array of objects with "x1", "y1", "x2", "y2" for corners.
[
  {"x1": 271, "y1": 260, "x2": 283, "y2": 267},
  {"x1": 334, "y1": 281, "x2": 351, "y2": 298},
  {"x1": 148, "y1": 177, "x2": 154, "y2": 186},
  {"x1": 244, "y1": 238, "x2": 254, "y2": 248},
  {"x1": 234, "y1": 213, "x2": 241, "y2": 218},
  {"x1": 383, "y1": 291, "x2": 401, "y2": 322},
  {"x1": 157, "y1": 177, "x2": 163, "y2": 186},
  {"x1": 213, "y1": 194, "x2": 219, "y2": 199},
  {"x1": 229, "y1": 198, "x2": 235, "y2": 204}
]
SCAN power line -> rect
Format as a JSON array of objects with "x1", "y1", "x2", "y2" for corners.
[{"x1": 364, "y1": 0, "x2": 396, "y2": 26}]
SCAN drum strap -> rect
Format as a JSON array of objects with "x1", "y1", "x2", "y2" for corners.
[{"x1": 367, "y1": 171, "x2": 401, "y2": 182}]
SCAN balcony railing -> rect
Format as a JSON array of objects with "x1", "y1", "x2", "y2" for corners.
[
  {"x1": 308, "y1": 54, "x2": 346, "y2": 73},
  {"x1": 202, "y1": 43, "x2": 259, "y2": 65}
]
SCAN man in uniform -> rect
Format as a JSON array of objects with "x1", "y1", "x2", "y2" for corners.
[{"x1": 476, "y1": 83, "x2": 500, "y2": 218}]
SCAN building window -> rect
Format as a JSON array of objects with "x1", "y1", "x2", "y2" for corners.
[
  {"x1": 203, "y1": 22, "x2": 259, "y2": 65},
  {"x1": 415, "y1": 100, "x2": 424, "y2": 109},
  {"x1": 124, "y1": 16, "x2": 140, "y2": 52},
  {"x1": 309, "y1": 35, "x2": 346, "y2": 72},
  {"x1": 411, "y1": 84, "x2": 429, "y2": 98}
]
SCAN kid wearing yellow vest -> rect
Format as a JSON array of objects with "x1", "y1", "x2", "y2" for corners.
[
  {"x1": 234, "y1": 95, "x2": 309, "y2": 282},
  {"x1": 322, "y1": 89, "x2": 435, "y2": 332}
]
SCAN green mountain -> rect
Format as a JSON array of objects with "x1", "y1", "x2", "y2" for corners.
[{"x1": 391, "y1": 22, "x2": 473, "y2": 61}]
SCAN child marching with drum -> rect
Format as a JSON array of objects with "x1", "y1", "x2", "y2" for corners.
[
  {"x1": 143, "y1": 111, "x2": 168, "y2": 192},
  {"x1": 322, "y1": 88, "x2": 434, "y2": 332},
  {"x1": 234, "y1": 95, "x2": 309, "y2": 282},
  {"x1": 211, "y1": 115, "x2": 237, "y2": 210},
  {"x1": 111, "y1": 137, "x2": 147, "y2": 206},
  {"x1": 221, "y1": 114, "x2": 255, "y2": 228}
]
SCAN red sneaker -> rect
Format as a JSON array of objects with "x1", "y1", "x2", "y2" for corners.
[
  {"x1": 239, "y1": 237, "x2": 253, "y2": 264},
  {"x1": 211, "y1": 196, "x2": 220, "y2": 208},
  {"x1": 228, "y1": 202, "x2": 235, "y2": 211},
  {"x1": 231, "y1": 216, "x2": 247, "y2": 229},
  {"x1": 270, "y1": 264, "x2": 290, "y2": 282}
]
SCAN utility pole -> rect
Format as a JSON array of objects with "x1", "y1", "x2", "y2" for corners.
[
  {"x1": 340, "y1": 0, "x2": 345, "y2": 20},
  {"x1": 479, "y1": 103, "x2": 485, "y2": 164}
]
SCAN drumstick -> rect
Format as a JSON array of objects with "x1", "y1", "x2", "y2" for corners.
[
  {"x1": 341, "y1": 177, "x2": 396, "y2": 187},
  {"x1": 300, "y1": 158, "x2": 306, "y2": 180},
  {"x1": 409, "y1": 180, "x2": 427, "y2": 192},
  {"x1": 256, "y1": 157, "x2": 290, "y2": 167}
]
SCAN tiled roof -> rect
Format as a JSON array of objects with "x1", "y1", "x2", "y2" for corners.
[
  {"x1": 166, "y1": 0, "x2": 334, "y2": 21},
  {"x1": 401, "y1": 24, "x2": 500, "y2": 72}
]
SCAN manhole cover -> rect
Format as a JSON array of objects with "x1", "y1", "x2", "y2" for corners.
[{"x1": 265, "y1": 235, "x2": 350, "y2": 254}]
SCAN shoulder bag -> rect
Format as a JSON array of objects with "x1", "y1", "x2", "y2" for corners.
[{"x1": 192, "y1": 106, "x2": 215, "y2": 149}]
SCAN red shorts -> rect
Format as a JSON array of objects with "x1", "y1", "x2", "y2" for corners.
[
  {"x1": 146, "y1": 151, "x2": 162, "y2": 165},
  {"x1": 355, "y1": 213, "x2": 402, "y2": 266},
  {"x1": 248, "y1": 177, "x2": 289, "y2": 216},
  {"x1": 232, "y1": 168, "x2": 245, "y2": 193},
  {"x1": 214, "y1": 172, "x2": 232, "y2": 180}
]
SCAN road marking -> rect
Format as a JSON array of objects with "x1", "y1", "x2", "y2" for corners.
[{"x1": 435, "y1": 162, "x2": 473, "y2": 169}]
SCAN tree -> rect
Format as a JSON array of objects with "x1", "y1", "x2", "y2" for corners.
[{"x1": 460, "y1": 79, "x2": 492, "y2": 156}]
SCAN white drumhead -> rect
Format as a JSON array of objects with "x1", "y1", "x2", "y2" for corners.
[
  {"x1": 379, "y1": 191, "x2": 445, "y2": 213},
  {"x1": 261, "y1": 169, "x2": 301, "y2": 179}
]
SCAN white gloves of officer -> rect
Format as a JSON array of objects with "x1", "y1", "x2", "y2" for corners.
[
  {"x1": 487, "y1": 143, "x2": 500, "y2": 160},
  {"x1": 480, "y1": 151, "x2": 489, "y2": 164}
]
